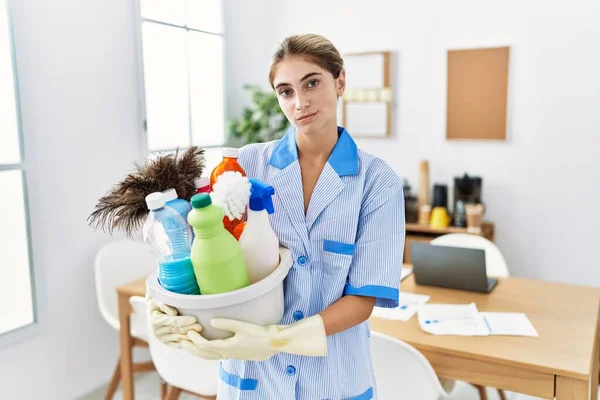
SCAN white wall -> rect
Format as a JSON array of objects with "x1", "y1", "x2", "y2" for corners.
[
  {"x1": 0, "y1": 0, "x2": 143, "y2": 398},
  {"x1": 227, "y1": 0, "x2": 600, "y2": 285},
  {"x1": 223, "y1": 0, "x2": 272, "y2": 119}
]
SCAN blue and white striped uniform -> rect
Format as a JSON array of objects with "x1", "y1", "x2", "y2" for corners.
[{"x1": 218, "y1": 126, "x2": 405, "y2": 399}]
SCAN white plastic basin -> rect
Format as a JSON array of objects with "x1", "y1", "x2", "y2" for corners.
[{"x1": 146, "y1": 246, "x2": 292, "y2": 340}]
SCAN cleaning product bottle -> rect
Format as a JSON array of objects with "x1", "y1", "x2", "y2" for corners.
[
  {"x1": 232, "y1": 221, "x2": 246, "y2": 241},
  {"x1": 188, "y1": 193, "x2": 250, "y2": 294},
  {"x1": 194, "y1": 177, "x2": 211, "y2": 194},
  {"x1": 239, "y1": 179, "x2": 280, "y2": 283},
  {"x1": 210, "y1": 147, "x2": 246, "y2": 189},
  {"x1": 162, "y1": 188, "x2": 192, "y2": 222},
  {"x1": 210, "y1": 147, "x2": 247, "y2": 236},
  {"x1": 143, "y1": 192, "x2": 200, "y2": 295}
]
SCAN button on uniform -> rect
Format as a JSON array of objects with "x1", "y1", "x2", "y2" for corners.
[
  {"x1": 285, "y1": 365, "x2": 296, "y2": 376},
  {"x1": 297, "y1": 256, "x2": 307, "y2": 266},
  {"x1": 292, "y1": 310, "x2": 304, "y2": 321}
]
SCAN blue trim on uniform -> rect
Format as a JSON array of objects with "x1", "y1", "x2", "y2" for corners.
[
  {"x1": 268, "y1": 126, "x2": 359, "y2": 176},
  {"x1": 347, "y1": 387, "x2": 374, "y2": 400},
  {"x1": 219, "y1": 364, "x2": 258, "y2": 390},
  {"x1": 323, "y1": 239, "x2": 356, "y2": 255},
  {"x1": 268, "y1": 127, "x2": 297, "y2": 169},
  {"x1": 343, "y1": 284, "x2": 399, "y2": 304},
  {"x1": 329, "y1": 127, "x2": 359, "y2": 176}
]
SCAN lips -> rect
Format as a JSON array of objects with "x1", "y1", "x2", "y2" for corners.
[{"x1": 296, "y1": 111, "x2": 318, "y2": 122}]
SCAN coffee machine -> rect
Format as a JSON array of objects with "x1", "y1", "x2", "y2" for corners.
[{"x1": 453, "y1": 173, "x2": 482, "y2": 227}]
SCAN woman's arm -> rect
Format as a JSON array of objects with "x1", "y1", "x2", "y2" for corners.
[{"x1": 319, "y1": 295, "x2": 376, "y2": 336}]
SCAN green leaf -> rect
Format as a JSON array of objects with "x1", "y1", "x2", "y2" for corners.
[{"x1": 226, "y1": 84, "x2": 289, "y2": 145}]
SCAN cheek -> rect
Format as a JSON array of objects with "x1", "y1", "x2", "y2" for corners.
[
  {"x1": 279, "y1": 99, "x2": 294, "y2": 114},
  {"x1": 278, "y1": 99, "x2": 296, "y2": 120},
  {"x1": 318, "y1": 92, "x2": 339, "y2": 113}
]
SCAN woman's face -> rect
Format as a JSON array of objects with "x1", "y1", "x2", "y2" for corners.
[{"x1": 272, "y1": 55, "x2": 345, "y2": 136}]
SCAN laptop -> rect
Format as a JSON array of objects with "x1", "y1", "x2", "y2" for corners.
[{"x1": 410, "y1": 242, "x2": 498, "y2": 293}]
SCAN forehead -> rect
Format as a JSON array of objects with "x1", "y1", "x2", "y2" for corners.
[{"x1": 272, "y1": 56, "x2": 329, "y2": 85}]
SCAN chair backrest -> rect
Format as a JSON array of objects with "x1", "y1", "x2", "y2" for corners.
[
  {"x1": 370, "y1": 331, "x2": 448, "y2": 400},
  {"x1": 94, "y1": 239, "x2": 157, "y2": 330},
  {"x1": 430, "y1": 233, "x2": 509, "y2": 277},
  {"x1": 130, "y1": 295, "x2": 220, "y2": 397}
]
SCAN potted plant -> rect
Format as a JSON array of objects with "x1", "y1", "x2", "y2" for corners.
[{"x1": 227, "y1": 85, "x2": 289, "y2": 146}]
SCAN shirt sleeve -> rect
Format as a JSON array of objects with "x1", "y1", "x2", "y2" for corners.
[{"x1": 343, "y1": 181, "x2": 405, "y2": 308}]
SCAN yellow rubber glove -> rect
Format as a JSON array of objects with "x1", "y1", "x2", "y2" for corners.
[
  {"x1": 181, "y1": 315, "x2": 327, "y2": 362},
  {"x1": 146, "y1": 295, "x2": 203, "y2": 349}
]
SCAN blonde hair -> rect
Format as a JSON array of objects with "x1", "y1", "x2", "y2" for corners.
[{"x1": 268, "y1": 34, "x2": 344, "y2": 89}]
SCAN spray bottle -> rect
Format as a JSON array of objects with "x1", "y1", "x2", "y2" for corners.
[{"x1": 239, "y1": 179, "x2": 280, "y2": 283}]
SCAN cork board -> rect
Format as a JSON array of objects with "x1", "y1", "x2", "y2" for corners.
[{"x1": 446, "y1": 46, "x2": 510, "y2": 140}]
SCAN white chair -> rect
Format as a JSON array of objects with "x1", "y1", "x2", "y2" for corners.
[
  {"x1": 130, "y1": 296, "x2": 219, "y2": 400},
  {"x1": 430, "y1": 233, "x2": 509, "y2": 277},
  {"x1": 94, "y1": 239, "x2": 159, "y2": 399},
  {"x1": 430, "y1": 233, "x2": 509, "y2": 400},
  {"x1": 370, "y1": 331, "x2": 451, "y2": 400}
]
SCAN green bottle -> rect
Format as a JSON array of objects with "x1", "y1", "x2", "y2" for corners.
[{"x1": 188, "y1": 193, "x2": 250, "y2": 294}]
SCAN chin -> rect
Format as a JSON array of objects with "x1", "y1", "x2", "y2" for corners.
[
  {"x1": 295, "y1": 125, "x2": 316, "y2": 136},
  {"x1": 294, "y1": 119, "x2": 330, "y2": 137}
]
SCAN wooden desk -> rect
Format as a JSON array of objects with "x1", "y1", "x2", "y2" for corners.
[
  {"x1": 117, "y1": 272, "x2": 600, "y2": 400},
  {"x1": 370, "y1": 273, "x2": 600, "y2": 399},
  {"x1": 117, "y1": 278, "x2": 147, "y2": 400}
]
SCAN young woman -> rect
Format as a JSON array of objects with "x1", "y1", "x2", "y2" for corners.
[{"x1": 149, "y1": 33, "x2": 405, "y2": 399}]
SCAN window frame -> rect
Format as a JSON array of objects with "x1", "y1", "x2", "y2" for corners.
[
  {"x1": 0, "y1": 0, "x2": 42, "y2": 349},
  {"x1": 131, "y1": 0, "x2": 228, "y2": 157}
]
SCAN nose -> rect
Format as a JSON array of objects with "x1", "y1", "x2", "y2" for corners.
[{"x1": 294, "y1": 92, "x2": 310, "y2": 110}]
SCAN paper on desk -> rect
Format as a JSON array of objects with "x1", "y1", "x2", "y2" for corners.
[
  {"x1": 417, "y1": 304, "x2": 539, "y2": 337},
  {"x1": 371, "y1": 292, "x2": 430, "y2": 321},
  {"x1": 480, "y1": 312, "x2": 539, "y2": 337},
  {"x1": 401, "y1": 267, "x2": 413, "y2": 281},
  {"x1": 417, "y1": 303, "x2": 490, "y2": 336}
]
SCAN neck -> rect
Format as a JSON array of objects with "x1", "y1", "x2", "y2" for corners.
[{"x1": 296, "y1": 124, "x2": 338, "y2": 165}]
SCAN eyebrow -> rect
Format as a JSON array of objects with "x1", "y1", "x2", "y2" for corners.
[{"x1": 274, "y1": 72, "x2": 323, "y2": 90}]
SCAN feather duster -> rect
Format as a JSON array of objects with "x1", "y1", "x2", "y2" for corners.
[{"x1": 88, "y1": 146, "x2": 205, "y2": 237}]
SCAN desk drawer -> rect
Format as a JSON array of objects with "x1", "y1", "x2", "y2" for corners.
[{"x1": 422, "y1": 349, "x2": 555, "y2": 399}]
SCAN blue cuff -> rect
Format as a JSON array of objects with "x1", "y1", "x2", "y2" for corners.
[
  {"x1": 349, "y1": 387, "x2": 374, "y2": 399},
  {"x1": 344, "y1": 284, "x2": 399, "y2": 308},
  {"x1": 219, "y1": 364, "x2": 257, "y2": 390}
]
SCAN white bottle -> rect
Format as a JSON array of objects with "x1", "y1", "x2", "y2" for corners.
[{"x1": 239, "y1": 178, "x2": 279, "y2": 284}]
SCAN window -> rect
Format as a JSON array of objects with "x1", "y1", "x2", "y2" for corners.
[
  {"x1": 136, "y1": 0, "x2": 225, "y2": 170},
  {"x1": 0, "y1": 0, "x2": 36, "y2": 338}
]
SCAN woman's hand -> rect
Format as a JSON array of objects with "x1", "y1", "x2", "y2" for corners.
[
  {"x1": 181, "y1": 315, "x2": 327, "y2": 361},
  {"x1": 146, "y1": 295, "x2": 203, "y2": 349}
]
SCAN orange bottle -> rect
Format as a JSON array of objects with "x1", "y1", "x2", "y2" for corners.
[
  {"x1": 232, "y1": 221, "x2": 246, "y2": 240},
  {"x1": 210, "y1": 147, "x2": 247, "y2": 237}
]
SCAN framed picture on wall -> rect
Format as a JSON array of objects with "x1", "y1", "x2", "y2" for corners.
[{"x1": 339, "y1": 51, "x2": 394, "y2": 138}]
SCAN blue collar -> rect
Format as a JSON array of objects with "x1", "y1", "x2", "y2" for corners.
[{"x1": 268, "y1": 126, "x2": 359, "y2": 176}]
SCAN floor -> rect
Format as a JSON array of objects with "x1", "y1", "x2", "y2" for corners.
[{"x1": 90, "y1": 370, "x2": 589, "y2": 400}]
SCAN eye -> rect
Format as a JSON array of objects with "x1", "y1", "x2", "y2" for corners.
[
  {"x1": 278, "y1": 88, "x2": 293, "y2": 97},
  {"x1": 306, "y1": 79, "x2": 319, "y2": 89}
]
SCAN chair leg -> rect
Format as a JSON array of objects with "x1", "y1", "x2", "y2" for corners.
[
  {"x1": 164, "y1": 385, "x2": 182, "y2": 400},
  {"x1": 475, "y1": 385, "x2": 488, "y2": 400},
  {"x1": 497, "y1": 388, "x2": 507, "y2": 400},
  {"x1": 160, "y1": 379, "x2": 167, "y2": 400},
  {"x1": 104, "y1": 357, "x2": 121, "y2": 400}
]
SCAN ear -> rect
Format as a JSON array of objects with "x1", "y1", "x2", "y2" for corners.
[{"x1": 336, "y1": 70, "x2": 346, "y2": 97}]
